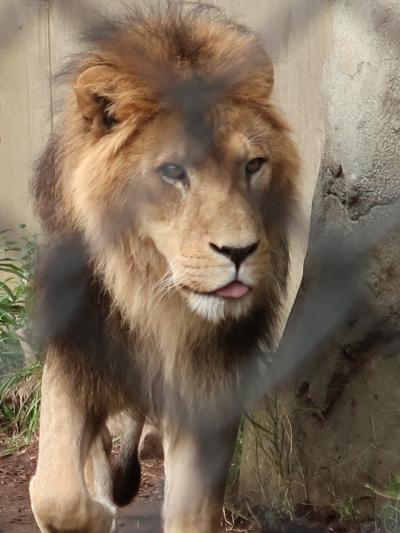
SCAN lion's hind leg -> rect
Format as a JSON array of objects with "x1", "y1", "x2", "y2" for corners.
[
  {"x1": 110, "y1": 413, "x2": 144, "y2": 507},
  {"x1": 30, "y1": 358, "x2": 115, "y2": 533}
]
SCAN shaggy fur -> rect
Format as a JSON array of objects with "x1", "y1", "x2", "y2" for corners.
[
  {"x1": 33, "y1": 2, "x2": 299, "y2": 418},
  {"x1": 31, "y1": 3, "x2": 300, "y2": 524}
]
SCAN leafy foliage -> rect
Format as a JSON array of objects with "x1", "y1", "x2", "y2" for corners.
[
  {"x1": 0, "y1": 363, "x2": 42, "y2": 452},
  {"x1": 0, "y1": 226, "x2": 41, "y2": 447},
  {"x1": 0, "y1": 225, "x2": 37, "y2": 375}
]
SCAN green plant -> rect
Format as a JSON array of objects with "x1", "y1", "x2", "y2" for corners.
[
  {"x1": 0, "y1": 362, "x2": 42, "y2": 453},
  {"x1": 366, "y1": 476, "x2": 400, "y2": 532},
  {"x1": 0, "y1": 226, "x2": 41, "y2": 448},
  {"x1": 0, "y1": 225, "x2": 37, "y2": 375},
  {"x1": 381, "y1": 478, "x2": 400, "y2": 532},
  {"x1": 338, "y1": 497, "x2": 360, "y2": 523}
]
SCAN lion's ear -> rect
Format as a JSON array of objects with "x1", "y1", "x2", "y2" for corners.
[{"x1": 74, "y1": 65, "x2": 120, "y2": 132}]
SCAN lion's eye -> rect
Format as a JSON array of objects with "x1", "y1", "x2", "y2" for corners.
[
  {"x1": 245, "y1": 157, "x2": 267, "y2": 177},
  {"x1": 158, "y1": 163, "x2": 187, "y2": 183}
]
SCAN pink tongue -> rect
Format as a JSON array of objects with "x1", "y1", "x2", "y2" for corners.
[{"x1": 215, "y1": 281, "x2": 250, "y2": 299}]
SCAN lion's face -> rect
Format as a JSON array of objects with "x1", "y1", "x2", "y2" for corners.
[
  {"x1": 69, "y1": 102, "x2": 295, "y2": 324},
  {"x1": 129, "y1": 111, "x2": 274, "y2": 322},
  {"x1": 63, "y1": 11, "x2": 299, "y2": 325}
]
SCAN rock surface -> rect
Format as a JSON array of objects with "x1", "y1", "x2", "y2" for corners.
[{"x1": 240, "y1": 0, "x2": 400, "y2": 520}]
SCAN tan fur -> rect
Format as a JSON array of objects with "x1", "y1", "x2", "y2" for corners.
[{"x1": 30, "y1": 4, "x2": 300, "y2": 532}]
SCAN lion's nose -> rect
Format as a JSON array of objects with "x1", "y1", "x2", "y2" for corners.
[{"x1": 209, "y1": 241, "x2": 259, "y2": 269}]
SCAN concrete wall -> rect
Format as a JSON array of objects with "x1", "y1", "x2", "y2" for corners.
[
  {"x1": 0, "y1": 1, "x2": 51, "y2": 231},
  {"x1": 0, "y1": 0, "x2": 325, "y2": 303}
]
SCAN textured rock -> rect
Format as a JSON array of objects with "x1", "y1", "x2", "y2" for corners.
[{"x1": 240, "y1": 0, "x2": 400, "y2": 519}]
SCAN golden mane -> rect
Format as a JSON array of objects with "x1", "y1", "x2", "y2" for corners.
[{"x1": 32, "y1": 2, "x2": 299, "y2": 418}]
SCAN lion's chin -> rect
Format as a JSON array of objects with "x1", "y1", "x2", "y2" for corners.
[{"x1": 186, "y1": 291, "x2": 254, "y2": 323}]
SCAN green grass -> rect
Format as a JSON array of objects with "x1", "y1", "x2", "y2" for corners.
[
  {"x1": 0, "y1": 362, "x2": 42, "y2": 452},
  {"x1": 227, "y1": 422, "x2": 244, "y2": 493},
  {"x1": 366, "y1": 476, "x2": 400, "y2": 532}
]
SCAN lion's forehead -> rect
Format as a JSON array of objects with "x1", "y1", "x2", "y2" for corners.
[{"x1": 135, "y1": 109, "x2": 270, "y2": 169}]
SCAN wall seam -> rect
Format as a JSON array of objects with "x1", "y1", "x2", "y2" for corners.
[{"x1": 46, "y1": 0, "x2": 54, "y2": 135}]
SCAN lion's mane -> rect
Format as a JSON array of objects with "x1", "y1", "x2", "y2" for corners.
[{"x1": 32, "y1": 3, "x2": 300, "y2": 425}]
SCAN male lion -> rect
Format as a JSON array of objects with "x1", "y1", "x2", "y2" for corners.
[{"x1": 29, "y1": 4, "x2": 300, "y2": 533}]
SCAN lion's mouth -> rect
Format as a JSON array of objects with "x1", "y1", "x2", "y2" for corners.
[
  {"x1": 213, "y1": 281, "x2": 250, "y2": 299},
  {"x1": 185, "y1": 280, "x2": 251, "y2": 300}
]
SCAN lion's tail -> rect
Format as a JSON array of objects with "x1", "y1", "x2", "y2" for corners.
[{"x1": 111, "y1": 420, "x2": 143, "y2": 507}]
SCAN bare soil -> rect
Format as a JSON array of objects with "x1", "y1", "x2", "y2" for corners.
[
  {"x1": 0, "y1": 443, "x2": 370, "y2": 533},
  {"x1": 0, "y1": 442, "x2": 164, "y2": 533},
  {"x1": 0, "y1": 441, "x2": 253, "y2": 533}
]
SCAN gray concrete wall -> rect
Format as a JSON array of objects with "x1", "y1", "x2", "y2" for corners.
[
  {"x1": 0, "y1": 1, "x2": 51, "y2": 231},
  {"x1": 0, "y1": 0, "x2": 324, "y2": 303}
]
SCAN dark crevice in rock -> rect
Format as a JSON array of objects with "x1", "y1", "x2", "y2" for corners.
[
  {"x1": 322, "y1": 325, "x2": 399, "y2": 417},
  {"x1": 321, "y1": 163, "x2": 400, "y2": 222}
]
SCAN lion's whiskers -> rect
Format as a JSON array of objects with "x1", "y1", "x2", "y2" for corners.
[{"x1": 150, "y1": 262, "x2": 189, "y2": 310}]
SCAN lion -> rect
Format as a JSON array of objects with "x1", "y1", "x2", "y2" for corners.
[{"x1": 29, "y1": 3, "x2": 300, "y2": 533}]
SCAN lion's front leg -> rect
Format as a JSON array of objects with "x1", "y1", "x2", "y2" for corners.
[
  {"x1": 162, "y1": 418, "x2": 240, "y2": 533},
  {"x1": 85, "y1": 427, "x2": 118, "y2": 533},
  {"x1": 30, "y1": 358, "x2": 115, "y2": 533}
]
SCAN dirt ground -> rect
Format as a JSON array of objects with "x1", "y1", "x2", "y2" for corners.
[
  {"x1": 0, "y1": 443, "x2": 372, "y2": 533},
  {"x1": 0, "y1": 443, "x2": 164, "y2": 533},
  {"x1": 0, "y1": 441, "x2": 256, "y2": 533}
]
